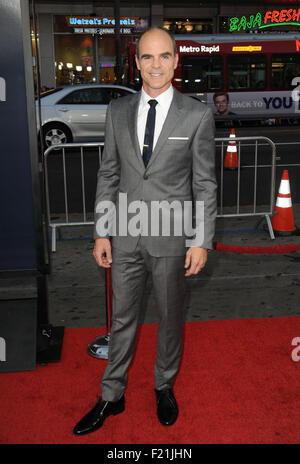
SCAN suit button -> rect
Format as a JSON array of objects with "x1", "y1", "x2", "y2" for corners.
[{"x1": 143, "y1": 174, "x2": 149, "y2": 180}]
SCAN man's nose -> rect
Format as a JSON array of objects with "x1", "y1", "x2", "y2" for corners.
[{"x1": 152, "y1": 57, "x2": 161, "y2": 68}]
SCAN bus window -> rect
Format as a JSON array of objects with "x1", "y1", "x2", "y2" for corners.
[
  {"x1": 181, "y1": 55, "x2": 223, "y2": 92},
  {"x1": 271, "y1": 54, "x2": 300, "y2": 90},
  {"x1": 227, "y1": 54, "x2": 267, "y2": 91}
]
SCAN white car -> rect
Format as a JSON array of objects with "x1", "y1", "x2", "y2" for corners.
[{"x1": 36, "y1": 84, "x2": 136, "y2": 148}]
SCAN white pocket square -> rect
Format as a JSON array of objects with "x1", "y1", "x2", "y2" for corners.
[{"x1": 168, "y1": 136, "x2": 189, "y2": 140}]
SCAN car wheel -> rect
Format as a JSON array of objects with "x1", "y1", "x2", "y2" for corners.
[{"x1": 42, "y1": 123, "x2": 72, "y2": 150}]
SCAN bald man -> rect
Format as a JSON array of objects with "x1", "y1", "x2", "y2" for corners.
[{"x1": 74, "y1": 27, "x2": 217, "y2": 435}]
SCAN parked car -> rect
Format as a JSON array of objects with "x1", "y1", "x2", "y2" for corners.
[{"x1": 36, "y1": 84, "x2": 136, "y2": 148}]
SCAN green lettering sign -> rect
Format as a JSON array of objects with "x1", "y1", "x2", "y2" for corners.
[
  {"x1": 238, "y1": 16, "x2": 247, "y2": 31},
  {"x1": 253, "y1": 12, "x2": 262, "y2": 28},
  {"x1": 228, "y1": 11, "x2": 262, "y2": 31},
  {"x1": 246, "y1": 15, "x2": 254, "y2": 29},
  {"x1": 229, "y1": 17, "x2": 239, "y2": 32}
]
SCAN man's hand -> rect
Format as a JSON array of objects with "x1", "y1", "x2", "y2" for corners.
[
  {"x1": 93, "y1": 238, "x2": 112, "y2": 268},
  {"x1": 184, "y1": 247, "x2": 208, "y2": 277}
]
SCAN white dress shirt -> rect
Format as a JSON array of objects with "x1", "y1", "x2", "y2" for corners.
[{"x1": 137, "y1": 85, "x2": 174, "y2": 155}]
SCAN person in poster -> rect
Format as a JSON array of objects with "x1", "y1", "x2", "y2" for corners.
[{"x1": 213, "y1": 92, "x2": 236, "y2": 116}]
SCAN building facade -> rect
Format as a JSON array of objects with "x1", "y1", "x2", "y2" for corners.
[{"x1": 33, "y1": 1, "x2": 300, "y2": 90}]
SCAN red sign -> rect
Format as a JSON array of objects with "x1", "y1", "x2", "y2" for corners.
[
  {"x1": 264, "y1": 9, "x2": 300, "y2": 24},
  {"x1": 81, "y1": 56, "x2": 93, "y2": 66}
]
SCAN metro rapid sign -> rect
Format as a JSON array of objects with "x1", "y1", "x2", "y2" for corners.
[{"x1": 179, "y1": 45, "x2": 220, "y2": 53}]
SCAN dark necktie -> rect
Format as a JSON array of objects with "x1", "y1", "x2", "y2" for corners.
[{"x1": 142, "y1": 99, "x2": 158, "y2": 167}]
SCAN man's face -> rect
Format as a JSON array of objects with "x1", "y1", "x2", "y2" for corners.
[
  {"x1": 135, "y1": 29, "x2": 178, "y2": 97},
  {"x1": 214, "y1": 95, "x2": 229, "y2": 115}
]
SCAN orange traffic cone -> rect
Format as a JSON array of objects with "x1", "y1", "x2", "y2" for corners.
[
  {"x1": 224, "y1": 128, "x2": 238, "y2": 170},
  {"x1": 272, "y1": 170, "x2": 296, "y2": 235}
]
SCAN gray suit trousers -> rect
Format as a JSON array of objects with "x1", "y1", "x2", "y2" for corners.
[{"x1": 101, "y1": 237, "x2": 186, "y2": 402}]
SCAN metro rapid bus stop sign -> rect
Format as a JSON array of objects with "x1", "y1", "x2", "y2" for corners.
[{"x1": 0, "y1": 0, "x2": 64, "y2": 372}]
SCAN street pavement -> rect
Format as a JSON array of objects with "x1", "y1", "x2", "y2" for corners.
[
  {"x1": 3, "y1": 205, "x2": 300, "y2": 330},
  {"x1": 47, "y1": 206, "x2": 300, "y2": 329}
]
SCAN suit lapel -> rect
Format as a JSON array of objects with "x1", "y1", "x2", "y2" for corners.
[
  {"x1": 127, "y1": 88, "x2": 185, "y2": 171},
  {"x1": 146, "y1": 89, "x2": 184, "y2": 170},
  {"x1": 127, "y1": 92, "x2": 145, "y2": 171}
]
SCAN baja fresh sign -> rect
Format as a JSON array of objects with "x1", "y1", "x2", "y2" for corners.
[{"x1": 229, "y1": 8, "x2": 300, "y2": 32}]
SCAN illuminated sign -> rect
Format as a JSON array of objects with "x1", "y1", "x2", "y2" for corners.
[
  {"x1": 73, "y1": 28, "x2": 133, "y2": 35},
  {"x1": 232, "y1": 46, "x2": 262, "y2": 52},
  {"x1": 179, "y1": 45, "x2": 220, "y2": 53},
  {"x1": 229, "y1": 8, "x2": 300, "y2": 32},
  {"x1": 67, "y1": 16, "x2": 138, "y2": 27}
]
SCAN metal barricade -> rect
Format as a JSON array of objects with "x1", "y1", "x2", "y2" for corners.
[
  {"x1": 215, "y1": 136, "x2": 276, "y2": 239},
  {"x1": 44, "y1": 136, "x2": 276, "y2": 252},
  {"x1": 44, "y1": 142, "x2": 104, "y2": 252}
]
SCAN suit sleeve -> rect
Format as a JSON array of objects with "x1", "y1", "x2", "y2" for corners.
[
  {"x1": 93, "y1": 101, "x2": 120, "y2": 239},
  {"x1": 191, "y1": 107, "x2": 217, "y2": 250}
]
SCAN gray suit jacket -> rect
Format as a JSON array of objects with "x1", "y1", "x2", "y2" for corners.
[{"x1": 94, "y1": 87, "x2": 217, "y2": 256}]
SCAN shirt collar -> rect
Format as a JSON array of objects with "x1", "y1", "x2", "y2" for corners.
[{"x1": 140, "y1": 85, "x2": 174, "y2": 111}]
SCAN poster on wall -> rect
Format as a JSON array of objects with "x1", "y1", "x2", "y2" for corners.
[{"x1": 208, "y1": 91, "x2": 300, "y2": 117}]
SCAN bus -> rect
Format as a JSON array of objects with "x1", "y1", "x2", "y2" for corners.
[{"x1": 126, "y1": 33, "x2": 300, "y2": 124}]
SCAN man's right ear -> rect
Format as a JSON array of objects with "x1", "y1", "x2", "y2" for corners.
[{"x1": 135, "y1": 55, "x2": 140, "y2": 71}]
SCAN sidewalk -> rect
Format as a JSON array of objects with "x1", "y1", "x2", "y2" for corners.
[{"x1": 2, "y1": 205, "x2": 300, "y2": 329}]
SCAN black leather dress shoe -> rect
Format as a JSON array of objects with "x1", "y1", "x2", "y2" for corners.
[
  {"x1": 73, "y1": 396, "x2": 125, "y2": 435},
  {"x1": 155, "y1": 388, "x2": 178, "y2": 426}
]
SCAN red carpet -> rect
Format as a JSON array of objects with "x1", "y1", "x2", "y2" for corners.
[
  {"x1": 1, "y1": 317, "x2": 300, "y2": 444},
  {"x1": 214, "y1": 241, "x2": 300, "y2": 254}
]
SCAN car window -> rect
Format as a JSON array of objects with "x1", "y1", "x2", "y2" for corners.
[
  {"x1": 105, "y1": 88, "x2": 132, "y2": 100},
  {"x1": 57, "y1": 88, "x2": 109, "y2": 105},
  {"x1": 57, "y1": 87, "x2": 132, "y2": 105},
  {"x1": 37, "y1": 88, "x2": 62, "y2": 99}
]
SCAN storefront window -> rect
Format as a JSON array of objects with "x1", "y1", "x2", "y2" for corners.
[
  {"x1": 97, "y1": 35, "x2": 135, "y2": 84},
  {"x1": 219, "y1": 16, "x2": 229, "y2": 33},
  {"x1": 163, "y1": 19, "x2": 213, "y2": 35},
  {"x1": 55, "y1": 34, "x2": 94, "y2": 86},
  {"x1": 54, "y1": 15, "x2": 148, "y2": 87}
]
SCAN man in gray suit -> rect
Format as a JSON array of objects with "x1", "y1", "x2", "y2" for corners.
[{"x1": 74, "y1": 27, "x2": 217, "y2": 435}]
